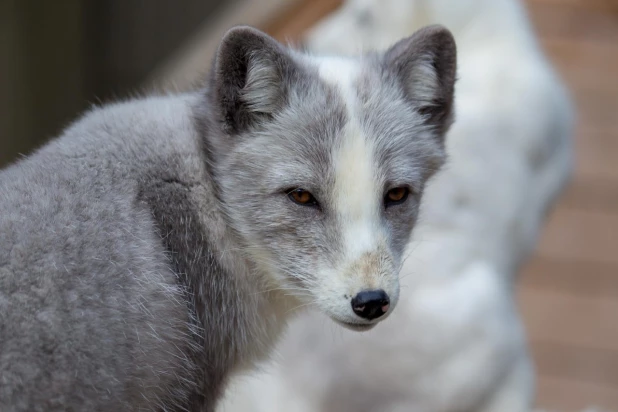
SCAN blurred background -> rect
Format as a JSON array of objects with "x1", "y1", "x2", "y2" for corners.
[{"x1": 1, "y1": 0, "x2": 617, "y2": 410}]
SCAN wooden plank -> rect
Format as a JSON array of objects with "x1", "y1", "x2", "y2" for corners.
[
  {"x1": 570, "y1": 88, "x2": 618, "y2": 134},
  {"x1": 526, "y1": 0, "x2": 618, "y2": 14},
  {"x1": 517, "y1": 287, "x2": 618, "y2": 352},
  {"x1": 535, "y1": 375, "x2": 618, "y2": 411},
  {"x1": 535, "y1": 208, "x2": 618, "y2": 264},
  {"x1": 559, "y1": 176, "x2": 618, "y2": 213},
  {"x1": 520, "y1": 255, "x2": 618, "y2": 299},
  {"x1": 526, "y1": 1, "x2": 618, "y2": 45},
  {"x1": 531, "y1": 341, "x2": 618, "y2": 387},
  {"x1": 574, "y1": 131, "x2": 618, "y2": 181},
  {"x1": 555, "y1": 66, "x2": 618, "y2": 97}
]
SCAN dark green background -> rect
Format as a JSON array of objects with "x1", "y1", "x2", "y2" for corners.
[{"x1": 1, "y1": 0, "x2": 234, "y2": 167}]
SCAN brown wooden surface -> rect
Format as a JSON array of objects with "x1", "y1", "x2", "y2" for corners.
[
  {"x1": 261, "y1": 0, "x2": 618, "y2": 410},
  {"x1": 521, "y1": 0, "x2": 618, "y2": 410}
]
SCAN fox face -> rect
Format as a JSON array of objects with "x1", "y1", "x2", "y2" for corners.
[{"x1": 201, "y1": 25, "x2": 456, "y2": 330}]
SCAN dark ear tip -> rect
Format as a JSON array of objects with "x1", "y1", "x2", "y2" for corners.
[
  {"x1": 216, "y1": 25, "x2": 283, "y2": 69},
  {"x1": 413, "y1": 24, "x2": 456, "y2": 50},
  {"x1": 221, "y1": 25, "x2": 263, "y2": 40},
  {"x1": 219, "y1": 25, "x2": 277, "y2": 49},
  {"x1": 412, "y1": 24, "x2": 457, "y2": 80},
  {"x1": 416, "y1": 24, "x2": 454, "y2": 37},
  {"x1": 214, "y1": 26, "x2": 269, "y2": 75},
  {"x1": 385, "y1": 24, "x2": 457, "y2": 65}
]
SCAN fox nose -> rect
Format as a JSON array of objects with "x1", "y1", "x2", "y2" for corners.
[{"x1": 351, "y1": 289, "x2": 390, "y2": 320}]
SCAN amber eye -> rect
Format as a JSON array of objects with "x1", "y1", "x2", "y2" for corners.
[
  {"x1": 384, "y1": 187, "x2": 409, "y2": 207},
  {"x1": 288, "y1": 188, "x2": 319, "y2": 207}
]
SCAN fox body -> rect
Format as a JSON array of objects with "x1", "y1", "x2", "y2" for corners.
[{"x1": 0, "y1": 25, "x2": 457, "y2": 411}]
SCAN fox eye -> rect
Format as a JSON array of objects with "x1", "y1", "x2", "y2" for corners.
[
  {"x1": 287, "y1": 188, "x2": 319, "y2": 207},
  {"x1": 384, "y1": 187, "x2": 409, "y2": 207}
]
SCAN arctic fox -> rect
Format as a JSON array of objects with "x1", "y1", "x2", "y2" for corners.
[
  {"x1": 217, "y1": 1, "x2": 574, "y2": 412},
  {"x1": 0, "y1": 25, "x2": 457, "y2": 411}
]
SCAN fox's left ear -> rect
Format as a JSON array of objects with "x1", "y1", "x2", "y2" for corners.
[{"x1": 384, "y1": 25, "x2": 457, "y2": 135}]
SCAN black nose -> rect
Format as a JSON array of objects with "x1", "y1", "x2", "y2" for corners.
[{"x1": 351, "y1": 289, "x2": 390, "y2": 320}]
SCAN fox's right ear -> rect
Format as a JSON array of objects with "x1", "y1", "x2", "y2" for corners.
[
  {"x1": 384, "y1": 25, "x2": 457, "y2": 137},
  {"x1": 210, "y1": 26, "x2": 296, "y2": 134}
]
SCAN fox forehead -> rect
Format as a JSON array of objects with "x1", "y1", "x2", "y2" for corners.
[
  {"x1": 313, "y1": 57, "x2": 386, "y2": 262},
  {"x1": 246, "y1": 53, "x2": 442, "y2": 201},
  {"x1": 312, "y1": 55, "x2": 433, "y2": 197},
  {"x1": 314, "y1": 57, "x2": 380, "y2": 209}
]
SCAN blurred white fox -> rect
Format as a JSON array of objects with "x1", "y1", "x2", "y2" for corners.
[{"x1": 218, "y1": 0, "x2": 574, "y2": 411}]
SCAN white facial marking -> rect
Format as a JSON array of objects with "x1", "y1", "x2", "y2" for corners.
[{"x1": 316, "y1": 57, "x2": 382, "y2": 262}]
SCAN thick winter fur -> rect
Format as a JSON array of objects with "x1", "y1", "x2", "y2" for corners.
[
  {"x1": 218, "y1": 1, "x2": 575, "y2": 412},
  {"x1": 0, "y1": 25, "x2": 456, "y2": 411}
]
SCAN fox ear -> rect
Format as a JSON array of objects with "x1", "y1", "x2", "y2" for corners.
[
  {"x1": 384, "y1": 24, "x2": 457, "y2": 135},
  {"x1": 210, "y1": 26, "x2": 296, "y2": 134}
]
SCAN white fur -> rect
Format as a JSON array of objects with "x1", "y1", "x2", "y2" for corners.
[
  {"x1": 334, "y1": 121, "x2": 379, "y2": 261},
  {"x1": 317, "y1": 58, "x2": 379, "y2": 259},
  {"x1": 312, "y1": 57, "x2": 399, "y2": 324},
  {"x1": 218, "y1": 0, "x2": 574, "y2": 411}
]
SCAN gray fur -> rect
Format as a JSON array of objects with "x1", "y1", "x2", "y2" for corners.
[
  {"x1": 0, "y1": 25, "x2": 456, "y2": 411},
  {"x1": 383, "y1": 24, "x2": 458, "y2": 136}
]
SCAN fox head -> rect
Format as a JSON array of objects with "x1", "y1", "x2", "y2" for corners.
[{"x1": 200, "y1": 25, "x2": 456, "y2": 330}]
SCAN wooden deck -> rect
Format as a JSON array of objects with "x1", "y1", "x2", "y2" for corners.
[
  {"x1": 261, "y1": 0, "x2": 618, "y2": 410},
  {"x1": 518, "y1": 1, "x2": 618, "y2": 410}
]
